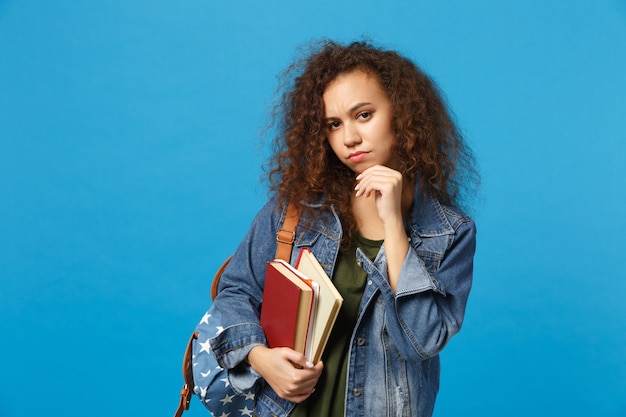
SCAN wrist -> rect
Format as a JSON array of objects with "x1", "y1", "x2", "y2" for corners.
[
  {"x1": 383, "y1": 217, "x2": 407, "y2": 242},
  {"x1": 247, "y1": 345, "x2": 268, "y2": 370}
]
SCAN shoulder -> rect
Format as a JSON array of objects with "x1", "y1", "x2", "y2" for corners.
[
  {"x1": 408, "y1": 188, "x2": 475, "y2": 239},
  {"x1": 408, "y1": 191, "x2": 476, "y2": 271},
  {"x1": 249, "y1": 194, "x2": 285, "y2": 229}
]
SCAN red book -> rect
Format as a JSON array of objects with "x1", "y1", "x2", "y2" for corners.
[{"x1": 260, "y1": 260, "x2": 315, "y2": 354}]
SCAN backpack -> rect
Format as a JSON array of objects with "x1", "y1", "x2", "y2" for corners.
[{"x1": 174, "y1": 203, "x2": 299, "y2": 417}]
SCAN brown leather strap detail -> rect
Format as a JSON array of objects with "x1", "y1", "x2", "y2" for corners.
[
  {"x1": 211, "y1": 255, "x2": 233, "y2": 301},
  {"x1": 175, "y1": 331, "x2": 198, "y2": 417},
  {"x1": 275, "y1": 202, "x2": 300, "y2": 262}
]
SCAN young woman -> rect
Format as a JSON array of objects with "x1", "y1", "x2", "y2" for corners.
[{"x1": 209, "y1": 40, "x2": 478, "y2": 417}]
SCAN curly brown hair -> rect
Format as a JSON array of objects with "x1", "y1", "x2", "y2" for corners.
[{"x1": 265, "y1": 40, "x2": 478, "y2": 250}]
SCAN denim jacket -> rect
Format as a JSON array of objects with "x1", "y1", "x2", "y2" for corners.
[{"x1": 210, "y1": 184, "x2": 476, "y2": 417}]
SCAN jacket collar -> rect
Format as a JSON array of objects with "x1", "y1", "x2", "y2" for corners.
[{"x1": 296, "y1": 180, "x2": 456, "y2": 239}]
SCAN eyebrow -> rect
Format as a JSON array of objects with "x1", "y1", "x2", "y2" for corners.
[
  {"x1": 324, "y1": 102, "x2": 373, "y2": 120},
  {"x1": 348, "y1": 102, "x2": 373, "y2": 113}
]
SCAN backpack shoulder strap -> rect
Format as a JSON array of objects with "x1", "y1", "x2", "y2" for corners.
[
  {"x1": 275, "y1": 202, "x2": 300, "y2": 262},
  {"x1": 210, "y1": 202, "x2": 300, "y2": 300}
]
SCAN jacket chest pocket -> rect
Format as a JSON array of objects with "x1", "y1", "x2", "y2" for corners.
[
  {"x1": 415, "y1": 249, "x2": 442, "y2": 274},
  {"x1": 413, "y1": 233, "x2": 448, "y2": 273}
]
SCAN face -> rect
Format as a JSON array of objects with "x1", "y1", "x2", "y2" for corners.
[{"x1": 323, "y1": 70, "x2": 397, "y2": 175}]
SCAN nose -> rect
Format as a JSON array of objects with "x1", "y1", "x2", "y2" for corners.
[{"x1": 343, "y1": 122, "x2": 361, "y2": 146}]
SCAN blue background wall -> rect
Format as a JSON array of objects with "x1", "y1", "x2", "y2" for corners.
[{"x1": 1, "y1": 1, "x2": 625, "y2": 416}]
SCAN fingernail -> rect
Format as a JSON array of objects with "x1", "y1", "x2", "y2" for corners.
[{"x1": 306, "y1": 361, "x2": 314, "y2": 368}]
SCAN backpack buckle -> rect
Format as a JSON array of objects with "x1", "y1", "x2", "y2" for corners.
[{"x1": 276, "y1": 228, "x2": 296, "y2": 244}]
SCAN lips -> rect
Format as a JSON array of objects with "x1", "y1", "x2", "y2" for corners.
[{"x1": 348, "y1": 151, "x2": 368, "y2": 162}]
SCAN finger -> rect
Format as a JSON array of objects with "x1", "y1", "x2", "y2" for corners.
[
  {"x1": 276, "y1": 371, "x2": 319, "y2": 401},
  {"x1": 356, "y1": 167, "x2": 401, "y2": 190},
  {"x1": 280, "y1": 348, "x2": 312, "y2": 369},
  {"x1": 359, "y1": 168, "x2": 402, "y2": 185},
  {"x1": 356, "y1": 177, "x2": 399, "y2": 198},
  {"x1": 297, "y1": 361, "x2": 324, "y2": 383},
  {"x1": 288, "y1": 361, "x2": 324, "y2": 393}
]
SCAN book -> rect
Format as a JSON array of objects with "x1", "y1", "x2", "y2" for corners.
[
  {"x1": 260, "y1": 259, "x2": 318, "y2": 355},
  {"x1": 302, "y1": 279, "x2": 319, "y2": 361},
  {"x1": 296, "y1": 248, "x2": 344, "y2": 364}
]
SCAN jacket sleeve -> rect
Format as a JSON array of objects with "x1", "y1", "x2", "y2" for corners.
[
  {"x1": 368, "y1": 217, "x2": 476, "y2": 361},
  {"x1": 208, "y1": 197, "x2": 284, "y2": 393}
]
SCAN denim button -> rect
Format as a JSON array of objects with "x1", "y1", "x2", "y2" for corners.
[
  {"x1": 357, "y1": 337, "x2": 365, "y2": 346},
  {"x1": 356, "y1": 259, "x2": 363, "y2": 267},
  {"x1": 353, "y1": 388, "x2": 362, "y2": 397}
]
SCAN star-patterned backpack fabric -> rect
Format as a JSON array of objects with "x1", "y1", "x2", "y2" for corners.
[
  {"x1": 174, "y1": 203, "x2": 300, "y2": 417},
  {"x1": 191, "y1": 304, "x2": 256, "y2": 417}
]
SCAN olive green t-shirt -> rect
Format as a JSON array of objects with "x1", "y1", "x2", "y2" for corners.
[{"x1": 290, "y1": 234, "x2": 383, "y2": 417}]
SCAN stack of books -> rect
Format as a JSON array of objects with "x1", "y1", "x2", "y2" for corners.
[{"x1": 260, "y1": 248, "x2": 343, "y2": 364}]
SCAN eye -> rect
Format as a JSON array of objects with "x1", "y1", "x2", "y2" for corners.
[
  {"x1": 357, "y1": 111, "x2": 372, "y2": 121},
  {"x1": 327, "y1": 120, "x2": 341, "y2": 131}
]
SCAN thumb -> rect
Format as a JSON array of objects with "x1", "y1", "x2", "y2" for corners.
[{"x1": 284, "y1": 350, "x2": 313, "y2": 369}]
